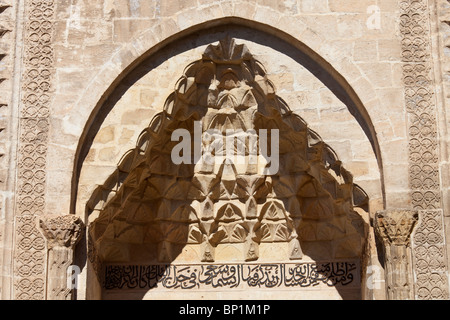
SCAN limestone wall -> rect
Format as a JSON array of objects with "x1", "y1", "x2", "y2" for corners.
[{"x1": 0, "y1": 0, "x2": 18, "y2": 300}]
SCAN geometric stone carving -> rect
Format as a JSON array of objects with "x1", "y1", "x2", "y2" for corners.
[
  {"x1": 400, "y1": 0, "x2": 441, "y2": 211},
  {"x1": 412, "y1": 210, "x2": 449, "y2": 300},
  {"x1": 13, "y1": 0, "x2": 55, "y2": 300},
  {"x1": 39, "y1": 215, "x2": 84, "y2": 300},
  {"x1": 14, "y1": 215, "x2": 46, "y2": 300},
  {"x1": 375, "y1": 210, "x2": 418, "y2": 247},
  {"x1": 87, "y1": 38, "x2": 368, "y2": 279},
  {"x1": 399, "y1": 0, "x2": 450, "y2": 299},
  {"x1": 103, "y1": 261, "x2": 361, "y2": 291},
  {"x1": 374, "y1": 210, "x2": 418, "y2": 300}
]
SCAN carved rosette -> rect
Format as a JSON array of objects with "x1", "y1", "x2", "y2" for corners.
[
  {"x1": 399, "y1": 0, "x2": 449, "y2": 299},
  {"x1": 400, "y1": 0, "x2": 441, "y2": 210},
  {"x1": 375, "y1": 210, "x2": 418, "y2": 300},
  {"x1": 39, "y1": 215, "x2": 84, "y2": 300},
  {"x1": 13, "y1": 0, "x2": 55, "y2": 300},
  {"x1": 412, "y1": 210, "x2": 449, "y2": 299}
]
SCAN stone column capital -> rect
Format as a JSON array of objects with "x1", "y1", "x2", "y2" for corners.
[
  {"x1": 374, "y1": 209, "x2": 418, "y2": 247},
  {"x1": 39, "y1": 215, "x2": 84, "y2": 250}
]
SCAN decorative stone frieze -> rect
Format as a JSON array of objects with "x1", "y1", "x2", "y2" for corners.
[
  {"x1": 6, "y1": 0, "x2": 450, "y2": 301},
  {"x1": 412, "y1": 210, "x2": 449, "y2": 299},
  {"x1": 398, "y1": 0, "x2": 450, "y2": 299},
  {"x1": 39, "y1": 215, "x2": 84, "y2": 300},
  {"x1": 13, "y1": 0, "x2": 55, "y2": 300}
]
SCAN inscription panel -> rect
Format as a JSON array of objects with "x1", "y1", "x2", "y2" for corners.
[{"x1": 104, "y1": 261, "x2": 360, "y2": 291}]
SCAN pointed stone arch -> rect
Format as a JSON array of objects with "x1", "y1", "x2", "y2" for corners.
[
  {"x1": 71, "y1": 20, "x2": 385, "y2": 219},
  {"x1": 86, "y1": 39, "x2": 370, "y2": 298}
]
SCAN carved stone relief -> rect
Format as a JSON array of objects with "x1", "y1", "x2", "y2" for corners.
[
  {"x1": 13, "y1": 0, "x2": 55, "y2": 300},
  {"x1": 432, "y1": 0, "x2": 450, "y2": 300},
  {"x1": 87, "y1": 38, "x2": 369, "y2": 291},
  {"x1": 399, "y1": 0, "x2": 450, "y2": 299}
]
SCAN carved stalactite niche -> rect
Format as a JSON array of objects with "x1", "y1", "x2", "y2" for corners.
[{"x1": 85, "y1": 39, "x2": 369, "y2": 286}]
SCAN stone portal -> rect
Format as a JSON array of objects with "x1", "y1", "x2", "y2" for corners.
[{"x1": 87, "y1": 38, "x2": 369, "y2": 300}]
